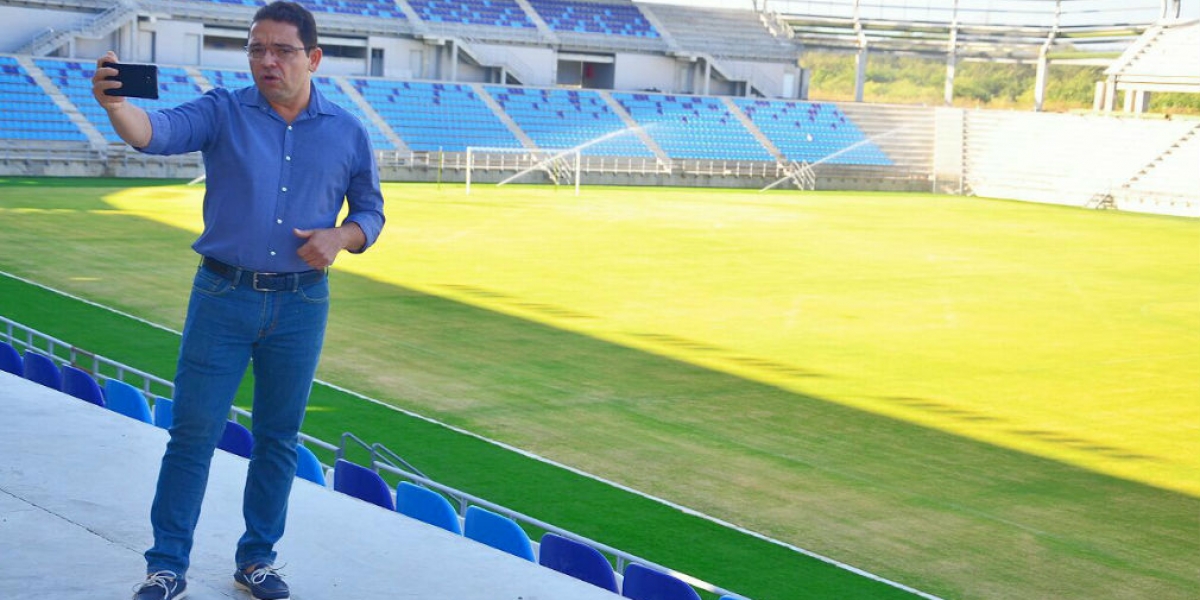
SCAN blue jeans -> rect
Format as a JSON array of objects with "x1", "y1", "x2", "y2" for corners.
[{"x1": 145, "y1": 263, "x2": 329, "y2": 576}]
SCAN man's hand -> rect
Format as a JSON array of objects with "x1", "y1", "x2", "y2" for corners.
[
  {"x1": 92, "y1": 51, "x2": 152, "y2": 148},
  {"x1": 92, "y1": 51, "x2": 125, "y2": 110},
  {"x1": 294, "y1": 223, "x2": 366, "y2": 270}
]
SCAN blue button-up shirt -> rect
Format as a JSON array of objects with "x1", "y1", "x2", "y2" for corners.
[{"x1": 140, "y1": 83, "x2": 385, "y2": 273}]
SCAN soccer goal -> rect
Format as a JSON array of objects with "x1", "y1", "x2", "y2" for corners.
[{"x1": 465, "y1": 146, "x2": 582, "y2": 196}]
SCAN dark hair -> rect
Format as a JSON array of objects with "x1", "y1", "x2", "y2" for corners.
[{"x1": 252, "y1": 1, "x2": 319, "y2": 49}]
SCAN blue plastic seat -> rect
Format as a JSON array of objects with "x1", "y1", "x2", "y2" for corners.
[
  {"x1": 218, "y1": 420, "x2": 254, "y2": 458},
  {"x1": 153, "y1": 396, "x2": 174, "y2": 429},
  {"x1": 396, "y1": 481, "x2": 462, "y2": 534},
  {"x1": 61, "y1": 365, "x2": 106, "y2": 407},
  {"x1": 621, "y1": 563, "x2": 701, "y2": 600},
  {"x1": 464, "y1": 505, "x2": 535, "y2": 561},
  {"x1": 0, "y1": 341, "x2": 22, "y2": 376},
  {"x1": 295, "y1": 443, "x2": 327, "y2": 486},
  {"x1": 104, "y1": 379, "x2": 153, "y2": 424},
  {"x1": 22, "y1": 352, "x2": 62, "y2": 390},
  {"x1": 537, "y1": 532, "x2": 618, "y2": 592},
  {"x1": 333, "y1": 458, "x2": 395, "y2": 510}
]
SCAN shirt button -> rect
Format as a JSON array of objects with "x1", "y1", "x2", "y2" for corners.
[
  {"x1": 276, "y1": 219, "x2": 283, "y2": 224},
  {"x1": 282, "y1": 187, "x2": 288, "y2": 192},
  {"x1": 270, "y1": 251, "x2": 277, "y2": 256},
  {"x1": 286, "y1": 156, "x2": 291, "y2": 161},
  {"x1": 287, "y1": 126, "x2": 293, "y2": 131}
]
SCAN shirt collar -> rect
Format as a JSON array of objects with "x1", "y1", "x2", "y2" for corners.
[{"x1": 238, "y1": 80, "x2": 334, "y2": 120}]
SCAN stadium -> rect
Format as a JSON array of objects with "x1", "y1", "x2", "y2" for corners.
[{"x1": 0, "y1": 0, "x2": 1198, "y2": 599}]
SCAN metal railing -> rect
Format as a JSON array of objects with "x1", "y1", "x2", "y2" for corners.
[{"x1": 0, "y1": 314, "x2": 745, "y2": 599}]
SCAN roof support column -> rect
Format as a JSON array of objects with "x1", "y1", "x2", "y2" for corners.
[
  {"x1": 853, "y1": 0, "x2": 867, "y2": 102},
  {"x1": 944, "y1": 0, "x2": 959, "y2": 106}
]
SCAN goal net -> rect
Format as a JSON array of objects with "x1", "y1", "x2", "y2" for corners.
[{"x1": 465, "y1": 146, "x2": 582, "y2": 195}]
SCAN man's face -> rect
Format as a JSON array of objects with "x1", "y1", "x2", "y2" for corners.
[{"x1": 246, "y1": 19, "x2": 320, "y2": 108}]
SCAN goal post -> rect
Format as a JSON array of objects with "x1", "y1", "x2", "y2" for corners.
[{"x1": 465, "y1": 146, "x2": 582, "y2": 196}]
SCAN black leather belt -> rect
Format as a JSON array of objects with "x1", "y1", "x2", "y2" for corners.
[{"x1": 201, "y1": 257, "x2": 326, "y2": 292}]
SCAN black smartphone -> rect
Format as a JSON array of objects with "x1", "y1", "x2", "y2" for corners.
[{"x1": 102, "y1": 61, "x2": 159, "y2": 99}]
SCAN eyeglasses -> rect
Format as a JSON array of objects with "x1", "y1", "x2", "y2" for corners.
[{"x1": 244, "y1": 44, "x2": 311, "y2": 60}]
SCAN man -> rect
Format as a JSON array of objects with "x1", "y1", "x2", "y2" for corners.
[{"x1": 92, "y1": 3, "x2": 385, "y2": 599}]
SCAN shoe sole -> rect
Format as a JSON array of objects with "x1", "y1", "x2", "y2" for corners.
[
  {"x1": 135, "y1": 586, "x2": 188, "y2": 600},
  {"x1": 233, "y1": 580, "x2": 289, "y2": 600}
]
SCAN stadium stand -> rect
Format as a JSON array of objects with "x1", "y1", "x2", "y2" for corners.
[
  {"x1": 408, "y1": 0, "x2": 535, "y2": 28},
  {"x1": 486, "y1": 85, "x2": 654, "y2": 156},
  {"x1": 0, "y1": 56, "x2": 87, "y2": 143},
  {"x1": 733, "y1": 99, "x2": 891, "y2": 165},
  {"x1": 0, "y1": 372, "x2": 630, "y2": 600},
  {"x1": 352, "y1": 79, "x2": 521, "y2": 151},
  {"x1": 1102, "y1": 20, "x2": 1200, "y2": 113},
  {"x1": 611, "y1": 92, "x2": 773, "y2": 161},
  {"x1": 36, "y1": 58, "x2": 204, "y2": 144},
  {"x1": 528, "y1": 0, "x2": 658, "y2": 38},
  {"x1": 638, "y1": 2, "x2": 796, "y2": 61},
  {"x1": 963, "y1": 111, "x2": 1198, "y2": 209}
]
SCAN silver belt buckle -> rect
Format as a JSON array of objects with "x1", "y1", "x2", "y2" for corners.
[{"x1": 252, "y1": 272, "x2": 280, "y2": 292}]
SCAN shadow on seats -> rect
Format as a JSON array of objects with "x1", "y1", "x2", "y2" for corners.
[
  {"x1": 22, "y1": 351, "x2": 62, "y2": 390},
  {"x1": 332, "y1": 458, "x2": 395, "y2": 510},
  {"x1": 538, "y1": 532, "x2": 618, "y2": 593},
  {"x1": 0, "y1": 341, "x2": 22, "y2": 376},
  {"x1": 621, "y1": 563, "x2": 701, "y2": 600},
  {"x1": 218, "y1": 420, "x2": 254, "y2": 458},
  {"x1": 61, "y1": 365, "x2": 106, "y2": 407}
]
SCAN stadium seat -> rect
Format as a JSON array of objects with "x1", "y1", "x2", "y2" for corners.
[
  {"x1": 333, "y1": 458, "x2": 395, "y2": 510},
  {"x1": 464, "y1": 505, "x2": 535, "y2": 561},
  {"x1": 153, "y1": 396, "x2": 174, "y2": 429},
  {"x1": 22, "y1": 352, "x2": 62, "y2": 390},
  {"x1": 537, "y1": 532, "x2": 618, "y2": 592},
  {"x1": 218, "y1": 420, "x2": 254, "y2": 458},
  {"x1": 61, "y1": 365, "x2": 106, "y2": 407},
  {"x1": 621, "y1": 563, "x2": 701, "y2": 600},
  {"x1": 0, "y1": 341, "x2": 22, "y2": 376},
  {"x1": 295, "y1": 443, "x2": 327, "y2": 486},
  {"x1": 104, "y1": 379, "x2": 154, "y2": 424},
  {"x1": 396, "y1": 481, "x2": 463, "y2": 534}
]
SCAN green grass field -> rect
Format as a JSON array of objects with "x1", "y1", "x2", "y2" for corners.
[{"x1": 1, "y1": 178, "x2": 1197, "y2": 599}]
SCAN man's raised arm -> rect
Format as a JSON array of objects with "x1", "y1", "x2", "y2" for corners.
[{"x1": 91, "y1": 51, "x2": 153, "y2": 149}]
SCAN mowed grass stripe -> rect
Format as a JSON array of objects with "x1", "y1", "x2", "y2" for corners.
[{"x1": 1, "y1": 179, "x2": 1198, "y2": 600}]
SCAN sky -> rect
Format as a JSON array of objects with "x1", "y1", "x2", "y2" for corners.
[{"x1": 637, "y1": 0, "x2": 1200, "y2": 25}]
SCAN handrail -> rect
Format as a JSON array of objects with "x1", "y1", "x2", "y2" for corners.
[{"x1": 370, "y1": 459, "x2": 743, "y2": 598}]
